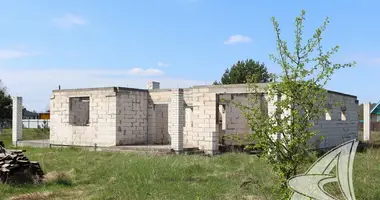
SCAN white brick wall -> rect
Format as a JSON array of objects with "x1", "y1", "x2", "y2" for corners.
[
  {"x1": 189, "y1": 92, "x2": 219, "y2": 154},
  {"x1": 311, "y1": 92, "x2": 358, "y2": 149},
  {"x1": 116, "y1": 90, "x2": 148, "y2": 145},
  {"x1": 169, "y1": 89, "x2": 185, "y2": 152},
  {"x1": 147, "y1": 90, "x2": 171, "y2": 145},
  {"x1": 50, "y1": 88, "x2": 118, "y2": 147},
  {"x1": 50, "y1": 84, "x2": 358, "y2": 152}
]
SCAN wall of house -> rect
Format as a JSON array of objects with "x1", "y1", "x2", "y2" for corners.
[
  {"x1": 50, "y1": 83, "x2": 358, "y2": 153},
  {"x1": 217, "y1": 93, "x2": 265, "y2": 145},
  {"x1": 115, "y1": 89, "x2": 149, "y2": 145},
  {"x1": 180, "y1": 84, "x2": 267, "y2": 153},
  {"x1": 370, "y1": 113, "x2": 380, "y2": 122},
  {"x1": 188, "y1": 90, "x2": 218, "y2": 154},
  {"x1": 153, "y1": 104, "x2": 169, "y2": 144},
  {"x1": 50, "y1": 88, "x2": 118, "y2": 146},
  {"x1": 180, "y1": 84, "x2": 358, "y2": 151},
  {"x1": 146, "y1": 90, "x2": 171, "y2": 144},
  {"x1": 311, "y1": 92, "x2": 358, "y2": 149}
]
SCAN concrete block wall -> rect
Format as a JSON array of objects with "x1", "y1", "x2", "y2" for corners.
[
  {"x1": 191, "y1": 90, "x2": 219, "y2": 154},
  {"x1": 169, "y1": 89, "x2": 185, "y2": 152},
  {"x1": 311, "y1": 92, "x2": 358, "y2": 149},
  {"x1": 265, "y1": 93, "x2": 281, "y2": 141},
  {"x1": 183, "y1": 107, "x2": 194, "y2": 146},
  {"x1": 49, "y1": 83, "x2": 358, "y2": 153},
  {"x1": 147, "y1": 88, "x2": 193, "y2": 146},
  {"x1": 147, "y1": 90, "x2": 171, "y2": 144},
  {"x1": 50, "y1": 88, "x2": 118, "y2": 146},
  {"x1": 183, "y1": 88, "x2": 201, "y2": 148},
  {"x1": 116, "y1": 89, "x2": 148, "y2": 145},
  {"x1": 183, "y1": 88, "x2": 196, "y2": 147},
  {"x1": 182, "y1": 85, "x2": 267, "y2": 150},
  {"x1": 153, "y1": 104, "x2": 169, "y2": 144},
  {"x1": 217, "y1": 93, "x2": 260, "y2": 145}
]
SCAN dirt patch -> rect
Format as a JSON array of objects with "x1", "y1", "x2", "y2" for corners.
[{"x1": 7, "y1": 192, "x2": 53, "y2": 200}]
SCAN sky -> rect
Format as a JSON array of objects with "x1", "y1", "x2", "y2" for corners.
[{"x1": 0, "y1": 0, "x2": 379, "y2": 112}]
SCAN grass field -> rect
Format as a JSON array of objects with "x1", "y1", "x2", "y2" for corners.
[
  {"x1": 0, "y1": 129, "x2": 379, "y2": 199},
  {"x1": 0, "y1": 128, "x2": 50, "y2": 147}
]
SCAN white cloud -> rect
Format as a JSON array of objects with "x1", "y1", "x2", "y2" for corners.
[
  {"x1": 52, "y1": 14, "x2": 87, "y2": 28},
  {"x1": 224, "y1": 35, "x2": 252, "y2": 45},
  {"x1": 0, "y1": 50, "x2": 43, "y2": 60},
  {"x1": 126, "y1": 68, "x2": 164, "y2": 76},
  {"x1": 157, "y1": 62, "x2": 169, "y2": 67},
  {"x1": 0, "y1": 68, "x2": 207, "y2": 112}
]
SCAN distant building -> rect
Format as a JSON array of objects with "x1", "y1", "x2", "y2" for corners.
[
  {"x1": 368, "y1": 101, "x2": 380, "y2": 122},
  {"x1": 22, "y1": 109, "x2": 39, "y2": 119},
  {"x1": 39, "y1": 110, "x2": 50, "y2": 120}
]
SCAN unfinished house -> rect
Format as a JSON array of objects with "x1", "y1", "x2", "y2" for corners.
[{"x1": 49, "y1": 82, "x2": 358, "y2": 155}]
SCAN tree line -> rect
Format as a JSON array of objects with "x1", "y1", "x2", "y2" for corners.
[{"x1": 0, "y1": 80, "x2": 12, "y2": 121}]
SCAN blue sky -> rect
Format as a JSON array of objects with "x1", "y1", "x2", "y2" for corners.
[{"x1": 0, "y1": 0, "x2": 379, "y2": 111}]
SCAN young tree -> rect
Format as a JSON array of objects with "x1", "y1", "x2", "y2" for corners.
[
  {"x1": 238, "y1": 10, "x2": 355, "y2": 198},
  {"x1": 213, "y1": 59, "x2": 273, "y2": 85}
]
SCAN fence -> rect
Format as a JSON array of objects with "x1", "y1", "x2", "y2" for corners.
[
  {"x1": 22, "y1": 119, "x2": 50, "y2": 129},
  {"x1": 358, "y1": 121, "x2": 380, "y2": 131}
]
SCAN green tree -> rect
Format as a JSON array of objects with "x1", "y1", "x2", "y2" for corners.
[
  {"x1": 236, "y1": 10, "x2": 355, "y2": 198},
  {"x1": 213, "y1": 59, "x2": 273, "y2": 85},
  {"x1": 0, "y1": 80, "x2": 12, "y2": 122}
]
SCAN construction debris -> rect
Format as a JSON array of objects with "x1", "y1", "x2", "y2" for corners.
[{"x1": 0, "y1": 142, "x2": 44, "y2": 184}]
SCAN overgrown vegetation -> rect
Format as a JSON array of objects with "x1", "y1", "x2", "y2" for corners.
[
  {"x1": 0, "y1": 128, "x2": 50, "y2": 147},
  {"x1": 0, "y1": 131, "x2": 379, "y2": 199},
  {"x1": 235, "y1": 10, "x2": 356, "y2": 198}
]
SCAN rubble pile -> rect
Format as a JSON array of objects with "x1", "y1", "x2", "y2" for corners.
[{"x1": 0, "y1": 142, "x2": 44, "y2": 184}]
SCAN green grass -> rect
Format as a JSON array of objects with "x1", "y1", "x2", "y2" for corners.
[
  {"x1": 359, "y1": 130, "x2": 380, "y2": 144},
  {"x1": 0, "y1": 128, "x2": 49, "y2": 147},
  {"x1": 0, "y1": 130, "x2": 379, "y2": 199}
]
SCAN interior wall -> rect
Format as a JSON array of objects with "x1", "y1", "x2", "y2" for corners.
[
  {"x1": 154, "y1": 104, "x2": 169, "y2": 144},
  {"x1": 218, "y1": 93, "x2": 264, "y2": 145},
  {"x1": 116, "y1": 90, "x2": 148, "y2": 145}
]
